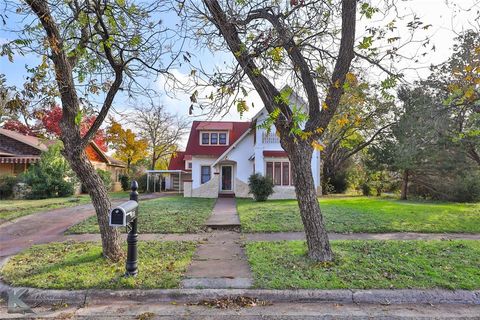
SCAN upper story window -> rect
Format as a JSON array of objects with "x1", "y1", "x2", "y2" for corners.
[
  {"x1": 200, "y1": 131, "x2": 229, "y2": 145},
  {"x1": 186, "y1": 161, "x2": 192, "y2": 170}
]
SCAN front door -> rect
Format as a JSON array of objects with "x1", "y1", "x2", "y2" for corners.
[{"x1": 221, "y1": 165, "x2": 233, "y2": 191}]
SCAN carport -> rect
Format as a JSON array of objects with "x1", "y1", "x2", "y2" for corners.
[{"x1": 145, "y1": 169, "x2": 187, "y2": 193}]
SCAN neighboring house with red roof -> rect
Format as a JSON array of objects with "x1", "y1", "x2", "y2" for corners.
[
  {"x1": 166, "y1": 104, "x2": 322, "y2": 199},
  {"x1": 0, "y1": 128, "x2": 126, "y2": 192}
]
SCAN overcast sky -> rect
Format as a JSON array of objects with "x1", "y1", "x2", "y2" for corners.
[{"x1": 1, "y1": 0, "x2": 478, "y2": 129}]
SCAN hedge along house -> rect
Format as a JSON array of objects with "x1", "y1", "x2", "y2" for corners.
[
  {"x1": 0, "y1": 128, "x2": 126, "y2": 192},
  {"x1": 167, "y1": 101, "x2": 322, "y2": 199}
]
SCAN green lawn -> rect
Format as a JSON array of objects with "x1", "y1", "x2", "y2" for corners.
[
  {"x1": 246, "y1": 240, "x2": 480, "y2": 290},
  {"x1": 238, "y1": 197, "x2": 480, "y2": 233},
  {"x1": 0, "y1": 192, "x2": 130, "y2": 223},
  {"x1": 67, "y1": 196, "x2": 216, "y2": 234},
  {"x1": 0, "y1": 241, "x2": 196, "y2": 289}
]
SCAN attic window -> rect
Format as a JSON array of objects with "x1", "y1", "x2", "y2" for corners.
[{"x1": 200, "y1": 131, "x2": 229, "y2": 145}]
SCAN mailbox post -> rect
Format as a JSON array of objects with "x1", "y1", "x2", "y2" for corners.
[
  {"x1": 125, "y1": 181, "x2": 139, "y2": 277},
  {"x1": 109, "y1": 181, "x2": 139, "y2": 277}
]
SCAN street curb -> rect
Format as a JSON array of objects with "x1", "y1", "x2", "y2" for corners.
[{"x1": 1, "y1": 282, "x2": 479, "y2": 306}]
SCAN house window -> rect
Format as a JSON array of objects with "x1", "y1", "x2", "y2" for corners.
[
  {"x1": 219, "y1": 133, "x2": 227, "y2": 145},
  {"x1": 282, "y1": 162, "x2": 290, "y2": 186},
  {"x1": 200, "y1": 131, "x2": 228, "y2": 145},
  {"x1": 210, "y1": 133, "x2": 218, "y2": 144},
  {"x1": 266, "y1": 162, "x2": 273, "y2": 181},
  {"x1": 274, "y1": 162, "x2": 282, "y2": 185},
  {"x1": 186, "y1": 161, "x2": 192, "y2": 170},
  {"x1": 13, "y1": 163, "x2": 25, "y2": 175},
  {"x1": 202, "y1": 133, "x2": 209, "y2": 144},
  {"x1": 201, "y1": 166, "x2": 211, "y2": 184},
  {"x1": 266, "y1": 161, "x2": 292, "y2": 186}
]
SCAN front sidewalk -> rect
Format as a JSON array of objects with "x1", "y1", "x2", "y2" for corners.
[{"x1": 182, "y1": 198, "x2": 253, "y2": 289}]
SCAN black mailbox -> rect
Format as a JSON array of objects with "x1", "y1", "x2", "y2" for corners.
[{"x1": 109, "y1": 200, "x2": 138, "y2": 227}]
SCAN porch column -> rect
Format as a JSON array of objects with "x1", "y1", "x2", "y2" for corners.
[{"x1": 147, "y1": 172, "x2": 150, "y2": 192}]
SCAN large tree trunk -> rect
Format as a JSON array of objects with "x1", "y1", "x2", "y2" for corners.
[
  {"x1": 286, "y1": 140, "x2": 333, "y2": 261},
  {"x1": 63, "y1": 139, "x2": 123, "y2": 261},
  {"x1": 26, "y1": 0, "x2": 123, "y2": 262},
  {"x1": 400, "y1": 169, "x2": 409, "y2": 200},
  {"x1": 151, "y1": 152, "x2": 157, "y2": 171}
]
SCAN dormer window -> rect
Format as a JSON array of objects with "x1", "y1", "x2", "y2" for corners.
[
  {"x1": 211, "y1": 133, "x2": 218, "y2": 144},
  {"x1": 200, "y1": 131, "x2": 229, "y2": 145},
  {"x1": 202, "y1": 133, "x2": 209, "y2": 144},
  {"x1": 219, "y1": 133, "x2": 227, "y2": 144}
]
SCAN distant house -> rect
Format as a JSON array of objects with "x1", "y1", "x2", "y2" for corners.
[
  {"x1": 165, "y1": 105, "x2": 321, "y2": 199},
  {"x1": 0, "y1": 128, "x2": 126, "y2": 192}
]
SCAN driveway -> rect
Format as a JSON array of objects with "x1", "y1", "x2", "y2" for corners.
[{"x1": 0, "y1": 193, "x2": 167, "y2": 258}]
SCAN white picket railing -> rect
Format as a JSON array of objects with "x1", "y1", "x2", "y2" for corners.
[{"x1": 262, "y1": 132, "x2": 280, "y2": 144}]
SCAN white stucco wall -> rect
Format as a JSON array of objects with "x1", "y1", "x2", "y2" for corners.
[
  {"x1": 254, "y1": 109, "x2": 321, "y2": 189},
  {"x1": 191, "y1": 156, "x2": 216, "y2": 189},
  {"x1": 217, "y1": 132, "x2": 254, "y2": 183}
]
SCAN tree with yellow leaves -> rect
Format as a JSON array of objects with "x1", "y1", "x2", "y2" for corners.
[
  {"x1": 427, "y1": 30, "x2": 480, "y2": 166},
  {"x1": 107, "y1": 121, "x2": 148, "y2": 173}
]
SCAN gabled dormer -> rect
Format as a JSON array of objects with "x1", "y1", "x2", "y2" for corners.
[{"x1": 196, "y1": 122, "x2": 233, "y2": 146}]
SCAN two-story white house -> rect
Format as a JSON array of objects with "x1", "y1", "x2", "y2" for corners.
[{"x1": 165, "y1": 106, "x2": 322, "y2": 199}]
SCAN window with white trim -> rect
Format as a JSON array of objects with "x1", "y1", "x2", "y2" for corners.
[
  {"x1": 186, "y1": 161, "x2": 192, "y2": 170},
  {"x1": 199, "y1": 131, "x2": 229, "y2": 145},
  {"x1": 201, "y1": 166, "x2": 211, "y2": 184},
  {"x1": 265, "y1": 161, "x2": 293, "y2": 186}
]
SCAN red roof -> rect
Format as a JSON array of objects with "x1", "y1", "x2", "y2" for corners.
[
  {"x1": 196, "y1": 122, "x2": 234, "y2": 131},
  {"x1": 168, "y1": 151, "x2": 186, "y2": 170},
  {"x1": 184, "y1": 121, "x2": 251, "y2": 157},
  {"x1": 263, "y1": 151, "x2": 288, "y2": 157}
]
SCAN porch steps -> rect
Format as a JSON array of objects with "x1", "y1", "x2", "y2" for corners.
[{"x1": 218, "y1": 192, "x2": 235, "y2": 198}]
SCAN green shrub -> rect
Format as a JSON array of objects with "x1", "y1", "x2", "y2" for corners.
[
  {"x1": 23, "y1": 142, "x2": 76, "y2": 199},
  {"x1": 0, "y1": 175, "x2": 17, "y2": 199},
  {"x1": 248, "y1": 173, "x2": 274, "y2": 201},
  {"x1": 96, "y1": 169, "x2": 112, "y2": 191},
  {"x1": 360, "y1": 182, "x2": 372, "y2": 196},
  {"x1": 450, "y1": 172, "x2": 480, "y2": 202},
  {"x1": 119, "y1": 174, "x2": 130, "y2": 191},
  {"x1": 329, "y1": 171, "x2": 348, "y2": 193}
]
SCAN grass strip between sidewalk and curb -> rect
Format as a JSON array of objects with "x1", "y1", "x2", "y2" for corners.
[
  {"x1": 245, "y1": 240, "x2": 480, "y2": 290},
  {"x1": 237, "y1": 197, "x2": 480, "y2": 233},
  {"x1": 66, "y1": 196, "x2": 216, "y2": 234},
  {"x1": 0, "y1": 241, "x2": 197, "y2": 289}
]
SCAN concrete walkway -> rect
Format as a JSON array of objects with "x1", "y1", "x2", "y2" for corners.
[
  {"x1": 61, "y1": 231, "x2": 480, "y2": 244},
  {"x1": 245, "y1": 231, "x2": 480, "y2": 241},
  {"x1": 182, "y1": 198, "x2": 252, "y2": 289},
  {"x1": 0, "y1": 193, "x2": 167, "y2": 257},
  {"x1": 205, "y1": 198, "x2": 241, "y2": 228}
]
